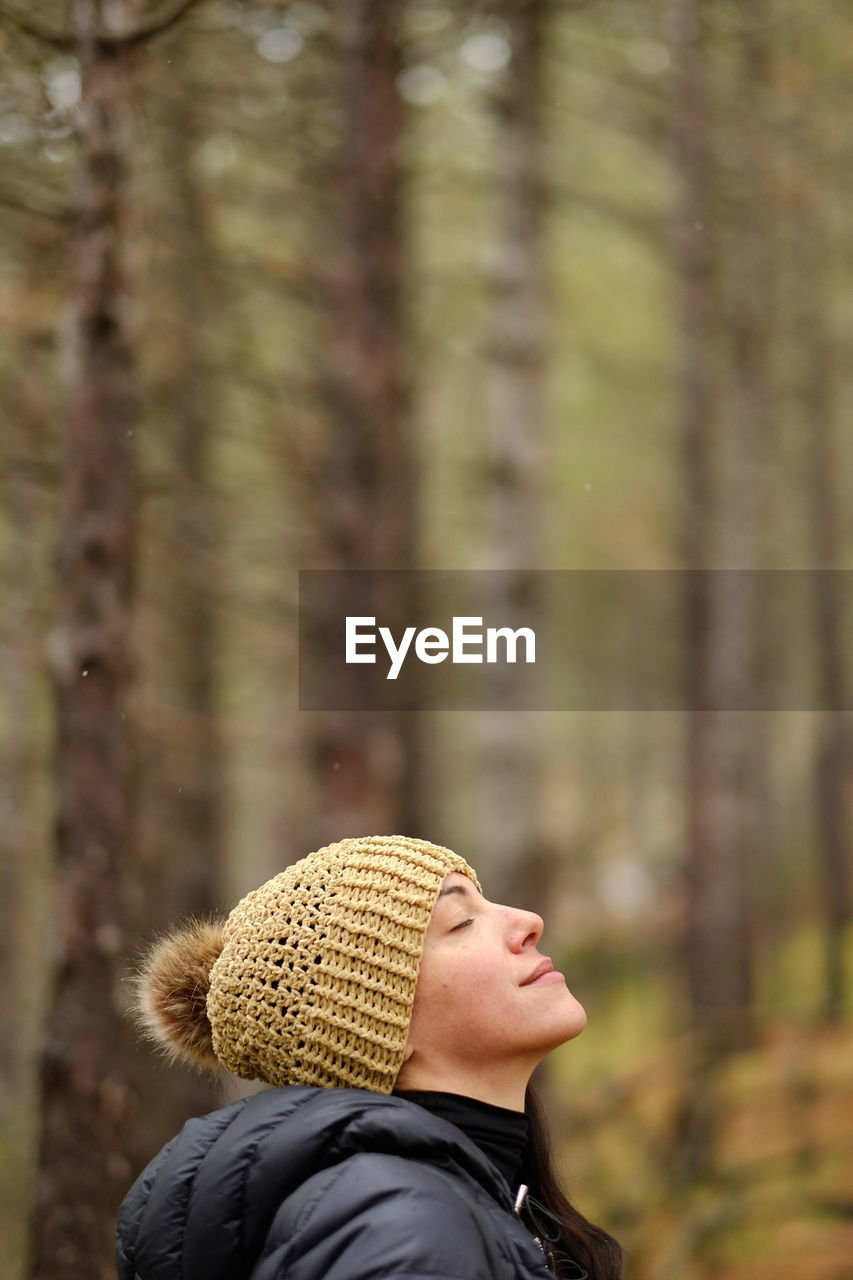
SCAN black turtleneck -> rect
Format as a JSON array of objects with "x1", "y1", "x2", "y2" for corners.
[{"x1": 393, "y1": 1089, "x2": 529, "y2": 1191}]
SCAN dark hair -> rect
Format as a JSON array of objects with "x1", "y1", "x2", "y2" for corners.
[{"x1": 521, "y1": 1083, "x2": 623, "y2": 1280}]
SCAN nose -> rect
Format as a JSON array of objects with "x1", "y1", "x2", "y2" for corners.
[{"x1": 506, "y1": 905, "x2": 544, "y2": 952}]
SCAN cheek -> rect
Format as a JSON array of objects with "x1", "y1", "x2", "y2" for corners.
[
  {"x1": 413, "y1": 953, "x2": 498, "y2": 1037},
  {"x1": 430, "y1": 956, "x2": 513, "y2": 1028}
]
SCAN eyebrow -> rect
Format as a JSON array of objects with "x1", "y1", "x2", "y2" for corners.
[{"x1": 437, "y1": 883, "x2": 473, "y2": 900}]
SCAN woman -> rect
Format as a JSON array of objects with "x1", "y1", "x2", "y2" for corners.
[{"x1": 117, "y1": 835, "x2": 622, "y2": 1279}]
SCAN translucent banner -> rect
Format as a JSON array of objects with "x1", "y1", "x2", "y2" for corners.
[{"x1": 298, "y1": 570, "x2": 852, "y2": 711}]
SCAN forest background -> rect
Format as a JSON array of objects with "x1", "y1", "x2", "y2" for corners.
[{"x1": 0, "y1": 1, "x2": 851, "y2": 1278}]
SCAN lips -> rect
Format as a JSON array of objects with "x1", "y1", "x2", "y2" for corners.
[{"x1": 521, "y1": 957, "x2": 554, "y2": 986}]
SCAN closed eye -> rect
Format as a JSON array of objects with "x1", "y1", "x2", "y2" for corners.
[{"x1": 452, "y1": 918, "x2": 474, "y2": 931}]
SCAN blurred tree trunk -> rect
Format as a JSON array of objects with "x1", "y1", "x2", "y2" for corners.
[
  {"x1": 671, "y1": 0, "x2": 743, "y2": 1179},
  {"x1": 0, "y1": 277, "x2": 50, "y2": 1113},
  {"x1": 28, "y1": 4, "x2": 141, "y2": 1277},
  {"x1": 673, "y1": 0, "x2": 783, "y2": 1181},
  {"x1": 129, "y1": 33, "x2": 223, "y2": 1131},
  {"x1": 788, "y1": 81, "x2": 851, "y2": 1022},
  {"x1": 0, "y1": 233, "x2": 56, "y2": 1280},
  {"x1": 306, "y1": 0, "x2": 421, "y2": 846},
  {"x1": 140, "y1": 37, "x2": 225, "y2": 930},
  {"x1": 672, "y1": 0, "x2": 719, "y2": 1065},
  {"x1": 696, "y1": 0, "x2": 780, "y2": 1056},
  {"x1": 810, "y1": 536, "x2": 852, "y2": 1023},
  {"x1": 472, "y1": 0, "x2": 552, "y2": 911},
  {"x1": 718, "y1": 0, "x2": 781, "y2": 1019}
]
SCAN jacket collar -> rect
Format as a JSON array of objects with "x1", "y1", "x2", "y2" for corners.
[{"x1": 234, "y1": 1085, "x2": 517, "y2": 1209}]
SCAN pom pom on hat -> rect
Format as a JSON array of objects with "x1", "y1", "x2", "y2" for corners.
[{"x1": 134, "y1": 919, "x2": 226, "y2": 1071}]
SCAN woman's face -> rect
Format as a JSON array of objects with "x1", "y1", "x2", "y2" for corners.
[{"x1": 398, "y1": 872, "x2": 587, "y2": 1098}]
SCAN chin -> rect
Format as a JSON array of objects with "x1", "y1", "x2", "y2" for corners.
[{"x1": 561, "y1": 993, "x2": 588, "y2": 1040}]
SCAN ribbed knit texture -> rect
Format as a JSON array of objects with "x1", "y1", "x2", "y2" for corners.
[{"x1": 207, "y1": 835, "x2": 480, "y2": 1092}]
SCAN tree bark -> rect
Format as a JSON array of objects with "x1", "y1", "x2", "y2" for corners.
[
  {"x1": 0, "y1": 232, "x2": 56, "y2": 1280},
  {"x1": 670, "y1": 0, "x2": 757, "y2": 1180},
  {"x1": 123, "y1": 30, "x2": 223, "y2": 1144},
  {"x1": 671, "y1": 0, "x2": 720, "y2": 1063},
  {"x1": 0, "y1": 281, "x2": 51, "y2": 1116},
  {"x1": 691, "y1": 0, "x2": 780, "y2": 1061},
  {"x1": 28, "y1": 3, "x2": 141, "y2": 1276},
  {"x1": 471, "y1": 0, "x2": 552, "y2": 911},
  {"x1": 139, "y1": 34, "x2": 225, "y2": 928},
  {"x1": 673, "y1": 0, "x2": 766, "y2": 1064},
  {"x1": 305, "y1": 0, "x2": 421, "y2": 847},
  {"x1": 787, "y1": 71, "x2": 852, "y2": 1022}
]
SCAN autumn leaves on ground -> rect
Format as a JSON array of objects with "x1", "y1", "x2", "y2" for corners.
[{"x1": 558, "y1": 1007, "x2": 853, "y2": 1280}]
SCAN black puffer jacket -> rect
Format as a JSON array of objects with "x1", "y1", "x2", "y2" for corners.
[{"x1": 116, "y1": 1086, "x2": 558, "y2": 1280}]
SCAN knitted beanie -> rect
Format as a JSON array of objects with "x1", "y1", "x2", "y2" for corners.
[{"x1": 136, "y1": 835, "x2": 480, "y2": 1093}]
